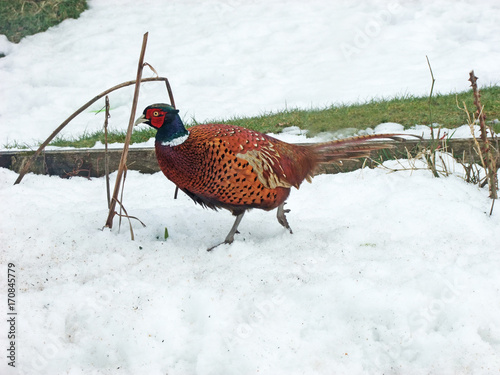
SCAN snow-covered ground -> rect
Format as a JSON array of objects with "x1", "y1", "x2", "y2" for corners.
[
  {"x1": 1, "y1": 0, "x2": 500, "y2": 148},
  {"x1": 1, "y1": 1, "x2": 500, "y2": 374},
  {"x1": 1, "y1": 158, "x2": 500, "y2": 374}
]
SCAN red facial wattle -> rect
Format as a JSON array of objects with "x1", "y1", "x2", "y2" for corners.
[{"x1": 146, "y1": 108, "x2": 166, "y2": 129}]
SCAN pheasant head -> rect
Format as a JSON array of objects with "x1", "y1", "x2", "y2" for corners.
[{"x1": 135, "y1": 103, "x2": 188, "y2": 146}]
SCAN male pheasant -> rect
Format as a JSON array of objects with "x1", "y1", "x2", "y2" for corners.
[{"x1": 135, "y1": 103, "x2": 403, "y2": 250}]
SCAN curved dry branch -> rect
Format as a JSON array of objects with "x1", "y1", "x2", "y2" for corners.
[{"x1": 13, "y1": 76, "x2": 175, "y2": 185}]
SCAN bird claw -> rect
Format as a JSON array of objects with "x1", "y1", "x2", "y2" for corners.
[
  {"x1": 207, "y1": 212, "x2": 244, "y2": 251},
  {"x1": 277, "y1": 202, "x2": 293, "y2": 234},
  {"x1": 207, "y1": 239, "x2": 232, "y2": 252},
  {"x1": 207, "y1": 234, "x2": 236, "y2": 251},
  {"x1": 279, "y1": 219, "x2": 293, "y2": 234}
]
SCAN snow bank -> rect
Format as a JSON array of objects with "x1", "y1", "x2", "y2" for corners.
[
  {"x1": 1, "y1": 0, "x2": 500, "y2": 148},
  {"x1": 1, "y1": 160, "x2": 499, "y2": 374}
]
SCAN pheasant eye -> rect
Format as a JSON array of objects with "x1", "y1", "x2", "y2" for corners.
[{"x1": 153, "y1": 111, "x2": 160, "y2": 116}]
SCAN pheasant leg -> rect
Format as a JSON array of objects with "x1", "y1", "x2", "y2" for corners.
[
  {"x1": 277, "y1": 202, "x2": 293, "y2": 234},
  {"x1": 207, "y1": 212, "x2": 245, "y2": 251}
]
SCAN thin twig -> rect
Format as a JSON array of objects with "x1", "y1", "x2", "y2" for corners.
[
  {"x1": 105, "y1": 32, "x2": 149, "y2": 229},
  {"x1": 469, "y1": 71, "x2": 498, "y2": 202},
  {"x1": 104, "y1": 95, "x2": 111, "y2": 209},
  {"x1": 143, "y1": 62, "x2": 159, "y2": 77},
  {"x1": 114, "y1": 212, "x2": 147, "y2": 227},
  {"x1": 426, "y1": 55, "x2": 435, "y2": 127},
  {"x1": 118, "y1": 166, "x2": 127, "y2": 233},
  {"x1": 112, "y1": 197, "x2": 135, "y2": 241},
  {"x1": 469, "y1": 71, "x2": 488, "y2": 143},
  {"x1": 425, "y1": 56, "x2": 439, "y2": 177},
  {"x1": 460, "y1": 100, "x2": 487, "y2": 169},
  {"x1": 13, "y1": 76, "x2": 175, "y2": 185}
]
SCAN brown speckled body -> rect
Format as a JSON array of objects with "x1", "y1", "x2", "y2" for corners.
[
  {"x1": 155, "y1": 124, "x2": 315, "y2": 215},
  {"x1": 137, "y1": 103, "x2": 404, "y2": 248}
]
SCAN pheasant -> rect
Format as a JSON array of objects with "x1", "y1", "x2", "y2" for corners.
[{"x1": 135, "y1": 103, "x2": 404, "y2": 250}]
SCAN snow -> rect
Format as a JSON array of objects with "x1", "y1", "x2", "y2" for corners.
[
  {"x1": 1, "y1": 159, "x2": 500, "y2": 374},
  {"x1": 1, "y1": 0, "x2": 500, "y2": 148},
  {"x1": 1, "y1": 1, "x2": 500, "y2": 374}
]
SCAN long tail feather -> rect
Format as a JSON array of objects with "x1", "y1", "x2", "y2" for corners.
[{"x1": 310, "y1": 133, "x2": 411, "y2": 165}]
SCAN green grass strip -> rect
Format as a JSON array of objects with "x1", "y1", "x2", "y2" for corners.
[{"x1": 42, "y1": 86, "x2": 500, "y2": 149}]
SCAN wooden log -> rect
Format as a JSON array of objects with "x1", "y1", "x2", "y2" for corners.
[{"x1": 0, "y1": 139, "x2": 498, "y2": 179}]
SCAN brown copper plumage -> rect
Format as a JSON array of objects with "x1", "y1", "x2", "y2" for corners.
[{"x1": 135, "y1": 104, "x2": 402, "y2": 250}]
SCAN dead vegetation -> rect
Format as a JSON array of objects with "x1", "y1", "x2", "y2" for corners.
[{"x1": 380, "y1": 69, "x2": 498, "y2": 214}]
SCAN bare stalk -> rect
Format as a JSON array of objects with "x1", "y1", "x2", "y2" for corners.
[
  {"x1": 468, "y1": 71, "x2": 498, "y2": 201},
  {"x1": 118, "y1": 166, "x2": 127, "y2": 233},
  {"x1": 104, "y1": 95, "x2": 111, "y2": 209},
  {"x1": 113, "y1": 197, "x2": 135, "y2": 241},
  {"x1": 105, "y1": 32, "x2": 149, "y2": 229},
  {"x1": 13, "y1": 76, "x2": 175, "y2": 185},
  {"x1": 426, "y1": 55, "x2": 435, "y2": 127},
  {"x1": 425, "y1": 55, "x2": 439, "y2": 178}
]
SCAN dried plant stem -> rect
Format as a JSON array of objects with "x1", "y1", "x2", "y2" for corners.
[
  {"x1": 426, "y1": 55, "x2": 435, "y2": 127},
  {"x1": 462, "y1": 101, "x2": 486, "y2": 167},
  {"x1": 104, "y1": 95, "x2": 111, "y2": 209},
  {"x1": 109, "y1": 166, "x2": 146, "y2": 240},
  {"x1": 118, "y1": 166, "x2": 127, "y2": 233},
  {"x1": 468, "y1": 71, "x2": 498, "y2": 201},
  {"x1": 113, "y1": 197, "x2": 135, "y2": 241},
  {"x1": 114, "y1": 211, "x2": 146, "y2": 227},
  {"x1": 13, "y1": 76, "x2": 175, "y2": 185},
  {"x1": 425, "y1": 55, "x2": 439, "y2": 178},
  {"x1": 105, "y1": 32, "x2": 149, "y2": 229}
]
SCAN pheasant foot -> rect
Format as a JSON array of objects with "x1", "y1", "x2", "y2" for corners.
[
  {"x1": 207, "y1": 212, "x2": 245, "y2": 251},
  {"x1": 277, "y1": 202, "x2": 293, "y2": 234}
]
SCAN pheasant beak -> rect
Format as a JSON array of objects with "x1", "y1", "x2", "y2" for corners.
[{"x1": 134, "y1": 114, "x2": 147, "y2": 126}]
